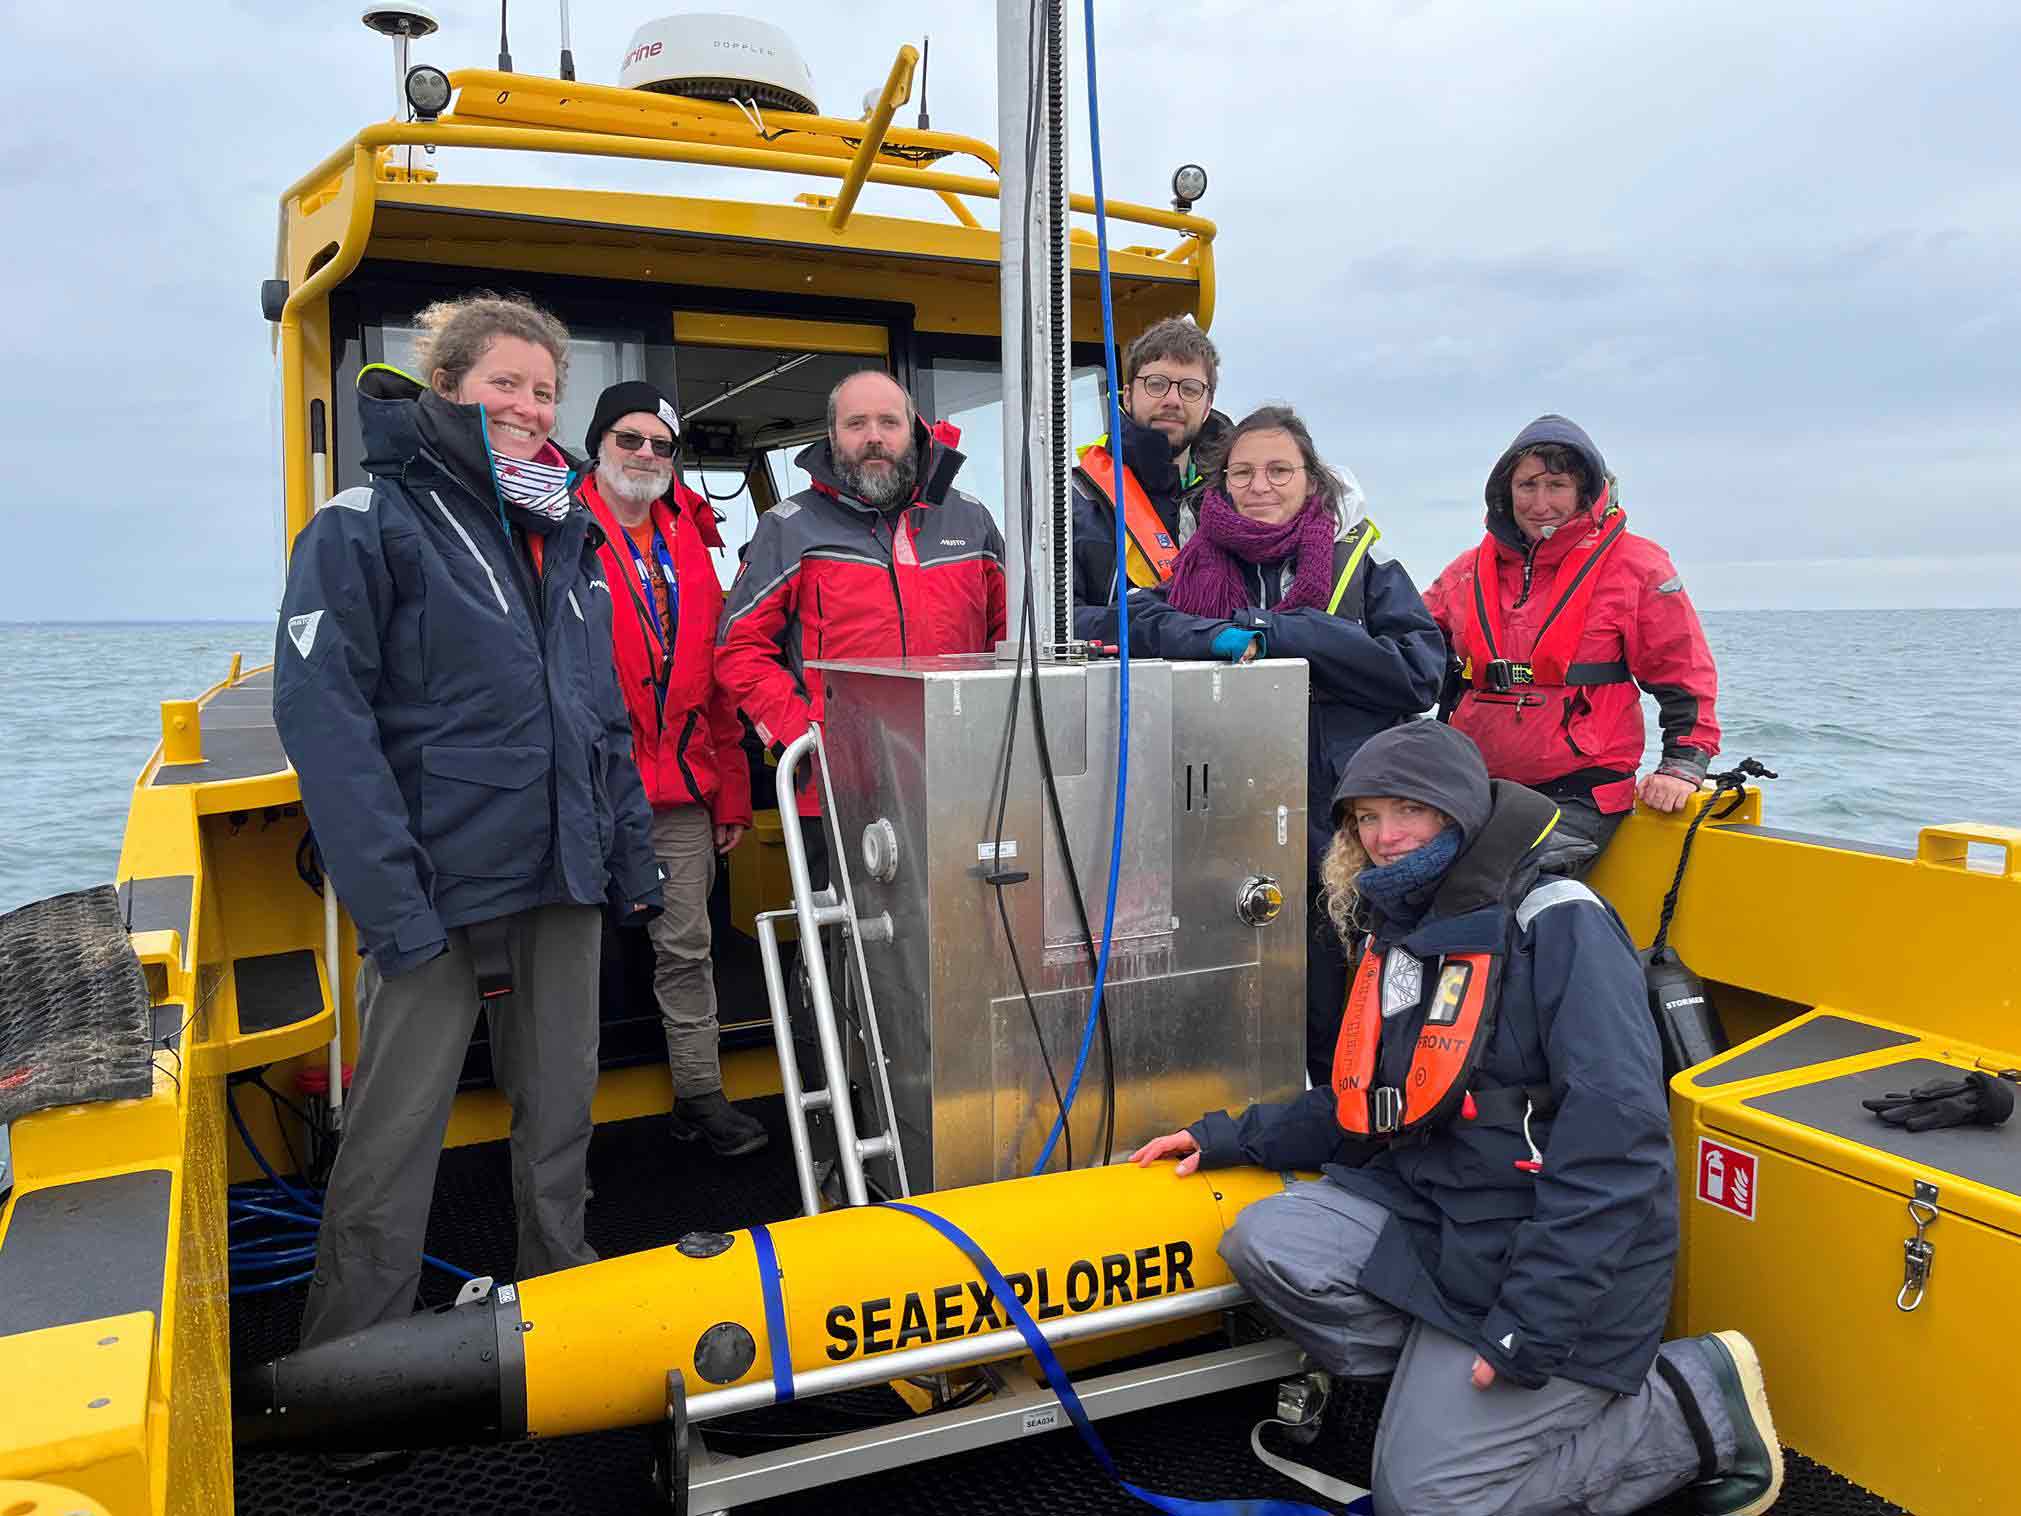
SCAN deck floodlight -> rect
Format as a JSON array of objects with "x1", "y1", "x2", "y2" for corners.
[
  {"x1": 406, "y1": 64, "x2": 452, "y2": 121},
  {"x1": 1171, "y1": 163, "x2": 1208, "y2": 213}
]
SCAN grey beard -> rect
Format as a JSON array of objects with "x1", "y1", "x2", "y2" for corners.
[
  {"x1": 840, "y1": 449, "x2": 918, "y2": 509},
  {"x1": 599, "y1": 460, "x2": 672, "y2": 509}
]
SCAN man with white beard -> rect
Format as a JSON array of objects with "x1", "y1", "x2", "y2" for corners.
[{"x1": 578, "y1": 381, "x2": 767, "y2": 1158}]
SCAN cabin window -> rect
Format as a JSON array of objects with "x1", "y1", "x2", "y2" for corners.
[
  {"x1": 916, "y1": 354, "x2": 1109, "y2": 536},
  {"x1": 377, "y1": 322, "x2": 648, "y2": 465}
]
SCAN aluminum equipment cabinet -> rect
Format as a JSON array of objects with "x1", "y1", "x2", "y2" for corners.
[{"x1": 1671, "y1": 1010, "x2": 2021, "y2": 1516}]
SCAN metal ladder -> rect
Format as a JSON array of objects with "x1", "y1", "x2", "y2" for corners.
[{"x1": 754, "y1": 724, "x2": 912, "y2": 1214}]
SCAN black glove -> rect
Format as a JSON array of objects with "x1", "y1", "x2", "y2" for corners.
[{"x1": 1862, "y1": 1073, "x2": 2015, "y2": 1132}]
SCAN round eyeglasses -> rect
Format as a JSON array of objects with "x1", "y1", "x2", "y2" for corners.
[
  {"x1": 1133, "y1": 373, "x2": 1209, "y2": 403},
  {"x1": 1225, "y1": 462, "x2": 1305, "y2": 490}
]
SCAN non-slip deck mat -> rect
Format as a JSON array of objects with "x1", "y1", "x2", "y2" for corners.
[
  {"x1": 231, "y1": 1106, "x2": 1908, "y2": 1515},
  {"x1": 0, "y1": 883, "x2": 152, "y2": 1123}
]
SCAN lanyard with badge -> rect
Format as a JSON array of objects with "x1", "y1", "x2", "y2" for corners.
[
  {"x1": 622, "y1": 524, "x2": 681, "y2": 649},
  {"x1": 617, "y1": 521, "x2": 680, "y2": 721}
]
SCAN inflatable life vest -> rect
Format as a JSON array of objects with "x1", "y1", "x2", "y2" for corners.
[
  {"x1": 1333, "y1": 941, "x2": 1504, "y2": 1138},
  {"x1": 1458, "y1": 491, "x2": 1631, "y2": 694},
  {"x1": 1075, "y1": 447, "x2": 1181, "y2": 587},
  {"x1": 1329, "y1": 799, "x2": 1574, "y2": 1145}
]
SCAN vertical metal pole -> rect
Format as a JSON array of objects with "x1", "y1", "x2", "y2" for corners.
[
  {"x1": 392, "y1": 35, "x2": 414, "y2": 177},
  {"x1": 997, "y1": 0, "x2": 1071, "y2": 658},
  {"x1": 1042, "y1": 0, "x2": 1074, "y2": 650}
]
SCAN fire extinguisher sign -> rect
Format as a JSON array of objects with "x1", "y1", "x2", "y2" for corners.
[{"x1": 1696, "y1": 1137, "x2": 1759, "y2": 1221}]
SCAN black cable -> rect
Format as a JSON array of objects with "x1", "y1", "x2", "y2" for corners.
[
  {"x1": 983, "y1": 0, "x2": 1074, "y2": 1174},
  {"x1": 1649, "y1": 758, "x2": 1777, "y2": 959},
  {"x1": 295, "y1": 830, "x2": 325, "y2": 895}
]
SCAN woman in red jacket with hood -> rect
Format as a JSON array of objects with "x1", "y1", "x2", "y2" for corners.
[
  {"x1": 1423, "y1": 415, "x2": 1720, "y2": 874},
  {"x1": 578, "y1": 382, "x2": 765, "y2": 1158}
]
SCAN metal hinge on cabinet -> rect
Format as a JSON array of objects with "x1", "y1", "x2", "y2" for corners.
[{"x1": 1896, "y1": 1180, "x2": 1941, "y2": 1312}]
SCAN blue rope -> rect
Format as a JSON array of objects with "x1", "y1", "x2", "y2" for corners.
[
  {"x1": 883, "y1": 1202, "x2": 1356, "y2": 1516},
  {"x1": 1032, "y1": 0, "x2": 1132, "y2": 1178}
]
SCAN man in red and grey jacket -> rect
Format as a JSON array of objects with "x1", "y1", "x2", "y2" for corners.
[
  {"x1": 716, "y1": 368, "x2": 1007, "y2": 813},
  {"x1": 579, "y1": 381, "x2": 767, "y2": 1158},
  {"x1": 1423, "y1": 415, "x2": 1720, "y2": 875},
  {"x1": 717, "y1": 370, "x2": 1004, "y2": 1179}
]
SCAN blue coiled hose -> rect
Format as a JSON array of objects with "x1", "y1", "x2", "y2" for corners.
[{"x1": 225, "y1": 1080, "x2": 471, "y2": 1298}]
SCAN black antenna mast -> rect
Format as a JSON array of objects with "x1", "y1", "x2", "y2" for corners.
[
  {"x1": 558, "y1": 0, "x2": 575, "y2": 79},
  {"x1": 498, "y1": 0, "x2": 513, "y2": 72},
  {"x1": 917, "y1": 36, "x2": 931, "y2": 130}
]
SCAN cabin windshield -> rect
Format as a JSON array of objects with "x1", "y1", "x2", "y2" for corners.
[{"x1": 329, "y1": 272, "x2": 1115, "y2": 575}]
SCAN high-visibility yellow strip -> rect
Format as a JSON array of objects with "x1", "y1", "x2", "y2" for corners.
[{"x1": 1326, "y1": 519, "x2": 1382, "y2": 615}]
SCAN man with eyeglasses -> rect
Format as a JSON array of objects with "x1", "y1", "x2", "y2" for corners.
[
  {"x1": 578, "y1": 381, "x2": 768, "y2": 1159},
  {"x1": 1070, "y1": 316, "x2": 1232, "y2": 646}
]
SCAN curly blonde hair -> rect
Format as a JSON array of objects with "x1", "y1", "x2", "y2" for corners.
[
  {"x1": 413, "y1": 292, "x2": 571, "y2": 400},
  {"x1": 1316, "y1": 825, "x2": 1373, "y2": 946}
]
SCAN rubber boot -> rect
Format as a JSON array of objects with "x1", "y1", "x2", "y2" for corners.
[
  {"x1": 670, "y1": 1089, "x2": 770, "y2": 1158},
  {"x1": 1671, "y1": 1331, "x2": 1784, "y2": 1516}
]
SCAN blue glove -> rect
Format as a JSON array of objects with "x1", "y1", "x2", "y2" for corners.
[{"x1": 1209, "y1": 626, "x2": 1263, "y2": 663}]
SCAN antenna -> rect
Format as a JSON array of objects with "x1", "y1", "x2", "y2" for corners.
[
  {"x1": 557, "y1": 0, "x2": 575, "y2": 80},
  {"x1": 361, "y1": 5, "x2": 440, "y2": 132},
  {"x1": 498, "y1": 0, "x2": 513, "y2": 72},
  {"x1": 916, "y1": 36, "x2": 931, "y2": 130}
]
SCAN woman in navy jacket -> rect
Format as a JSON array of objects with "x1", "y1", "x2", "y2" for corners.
[
  {"x1": 1132, "y1": 405, "x2": 1445, "y2": 1081},
  {"x1": 1133, "y1": 722, "x2": 1781, "y2": 1516},
  {"x1": 274, "y1": 293, "x2": 658, "y2": 1356}
]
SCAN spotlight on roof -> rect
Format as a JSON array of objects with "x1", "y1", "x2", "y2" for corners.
[
  {"x1": 1171, "y1": 163, "x2": 1208, "y2": 213},
  {"x1": 405, "y1": 63, "x2": 452, "y2": 121}
]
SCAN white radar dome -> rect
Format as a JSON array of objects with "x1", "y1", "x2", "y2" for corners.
[{"x1": 620, "y1": 14, "x2": 818, "y2": 115}]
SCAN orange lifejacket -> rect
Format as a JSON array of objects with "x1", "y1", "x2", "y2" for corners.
[
  {"x1": 1076, "y1": 446, "x2": 1181, "y2": 586},
  {"x1": 1333, "y1": 944, "x2": 1501, "y2": 1139},
  {"x1": 1460, "y1": 491, "x2": 1630, "y2": 692}
]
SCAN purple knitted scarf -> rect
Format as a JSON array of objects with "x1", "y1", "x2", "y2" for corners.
[{"x1": 1164, "y1": 488, "x2": 1339, "y2": 619}]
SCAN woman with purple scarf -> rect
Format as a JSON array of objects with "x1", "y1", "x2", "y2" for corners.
[{"x1": 1134, "y1": 404, "x2": 1446, "y2": 1082}]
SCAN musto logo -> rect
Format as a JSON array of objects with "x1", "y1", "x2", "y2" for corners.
[
  {"x1": 1695, "y1": 1137, "x2": 1759, "y2": 1221},
  {"x1": 825, "y1": 1241, "x2": 1195, "y2": 1360}
]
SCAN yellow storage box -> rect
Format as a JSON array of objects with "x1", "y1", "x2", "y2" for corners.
[{"x1": 1672, "y1": 1011, "x2": 2021, "y2": 1516}]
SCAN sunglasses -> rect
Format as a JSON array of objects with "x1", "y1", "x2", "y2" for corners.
[{"x1": 610, "y1": 429, "x2": 676, "y2": 459}]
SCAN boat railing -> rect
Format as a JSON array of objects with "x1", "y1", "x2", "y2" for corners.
[
  {"x1": 279, "y1": 48, "x2": 1216, "y2": 245},
  {"x1": 271, "y1": 46, "x2": 1215, "y2": 538}
]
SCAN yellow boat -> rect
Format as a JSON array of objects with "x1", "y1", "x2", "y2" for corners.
[{"x1": 2, "y1": 9, "x2": 2016, "y2": 1515}]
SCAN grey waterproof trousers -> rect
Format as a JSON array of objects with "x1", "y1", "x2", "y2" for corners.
[
  {"x1": 1223, "y1": 1181, "x2": 1736, "y2": 1516},
  {"x1": 649, "y1": 804, "x2": 726, "y2": 1098},
  {"x1": 300, "y1": 903, "x2": 601, "y2": 1347}
]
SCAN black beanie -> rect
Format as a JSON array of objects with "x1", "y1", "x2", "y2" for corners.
[
  {"x1": 1330, "y1": 721, "x2": 1494, "y2": 845},
  {"x1": 585, "y1": 381, "x2": 681, "y2": 460}
]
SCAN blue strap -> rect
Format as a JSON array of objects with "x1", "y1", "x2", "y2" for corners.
[
  {"x1": 621, "y1": 522, "x2": 681, "y2": 649},
  {"x1": 748, "y1": 1221, "x2": 795, "y2": 1403},
  {"x1": 881, "y1": 1202, "x2": 1361, "y2": 1516}
]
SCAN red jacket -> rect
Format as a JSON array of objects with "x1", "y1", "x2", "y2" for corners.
[
  {"x1": 716, "y1": 422, "x2": 1007, "y2": 814},
  {"x1": 1424, "y1": 494, "x2": 1719, "y2": 814},
  {"x1": 580, "y1": 474, "x2": 752, "y2": 826}
]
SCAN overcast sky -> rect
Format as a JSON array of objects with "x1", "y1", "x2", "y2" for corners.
[{"x1": 3, "y1": 0, "x2": 2015, "y2": 620}]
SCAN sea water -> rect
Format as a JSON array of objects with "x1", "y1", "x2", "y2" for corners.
[{"x1": 2, "y1": 610, "x2": 2017, "y2": 913}]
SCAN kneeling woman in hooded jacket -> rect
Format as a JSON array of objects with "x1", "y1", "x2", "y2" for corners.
[
  {"x1": 1133, "y1": 721, "x2": 1781, "y2": 1516},
  {"x1": 274, "y1": 292, "x2": 661, "y2": 1352},
  {"x1": 1129, "y1": 405, "x2": 1446, "y2": 1086}
]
